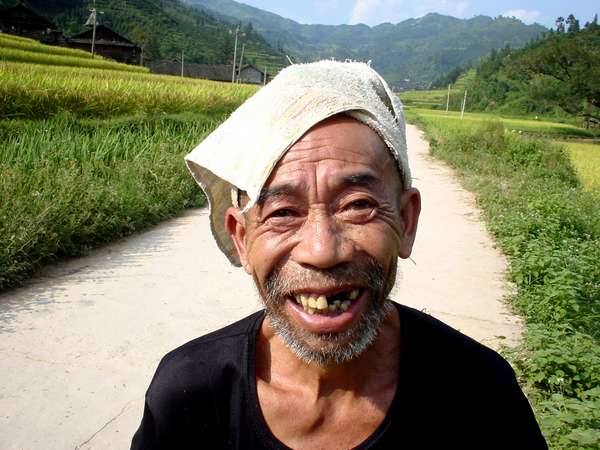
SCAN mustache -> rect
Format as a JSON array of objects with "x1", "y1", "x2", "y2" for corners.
[{"x1": 263, "y1": 257, "x2": 385, "y2": 301}]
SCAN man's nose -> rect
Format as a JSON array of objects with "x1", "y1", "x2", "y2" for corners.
[{"x1": 291, "y1": 210, "x2": 353, "y2": 269}]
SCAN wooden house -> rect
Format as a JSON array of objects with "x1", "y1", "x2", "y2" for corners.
[
  {"x1": 0, "y1": 4, "x2": 63, "y2": 44},
  {"x1": 67, "y1": 25, "x2": 141, "y2": 65}
]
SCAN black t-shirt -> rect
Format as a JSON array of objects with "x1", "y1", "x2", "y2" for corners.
[{"x1": 131, "y1": 302, "x2": 547, "y2": 449}]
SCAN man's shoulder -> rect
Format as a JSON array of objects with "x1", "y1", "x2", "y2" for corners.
[
  {"x1": 395, "y1": 302, "x2": 515, "y2": 380},
  {"x1": 149, "y1": 310, "x2": 264, "y2": 392}
]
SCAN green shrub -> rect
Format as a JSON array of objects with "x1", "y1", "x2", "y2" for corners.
[{"x1": 409, "y1": 111, "x2": 600, "y2": 448}]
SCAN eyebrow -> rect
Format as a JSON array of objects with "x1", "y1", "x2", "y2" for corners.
[
  {"x1": 341, "y1": 173, "x2": 380, "y2": 189},
  {"x1": 256, "y1": 172, "x2": 381, "y2": 206},
  {"x1": 257, "y1": 183, "x2": 300, "y2": 205}
]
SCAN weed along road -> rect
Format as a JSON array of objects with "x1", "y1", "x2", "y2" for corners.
[{"x1": 0, "y1": 124, "x2": 522, "y2": 450}]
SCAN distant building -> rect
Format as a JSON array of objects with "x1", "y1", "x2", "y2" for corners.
[
  {"x1": 149, "y1": 61, "x2": 232, "y2": 82},
  {"x1": 238, "y1": 64, "x2": 265, "y2": 84},
  {"x1": 147, "y1": 61, "x2": 267, "y2": 84},
  {"x1": 0, "y1": 4, "x2": 63, "y2": 44},
  {"x1": 67, "y1": 25, "x2": 141, "y2": 65}
]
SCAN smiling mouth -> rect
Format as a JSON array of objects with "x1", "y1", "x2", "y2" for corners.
[{"x1": 291, "y1": 288, "x2": 362, "y2": 315}]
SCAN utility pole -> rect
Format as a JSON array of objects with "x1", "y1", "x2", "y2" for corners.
[
  {"x1": 231, "y1": 27, "x2": 239, "y2": 83},
  {"x1": 460, "y1": 90, "x2": 468, "y2": 120},
  {"x1": 445, "y1": 84, "x2": 451, "y2": 114},
  {"x1": 237, "y1": 43, "x2": 245, "y2": 83},
  {"x1": 86, "y1": 1, "x2": 103, "y2": 57},
  {"x1": 263, "y1": 66, "x2": 267, "y2": 85},
  {"x1": 91, "y1": 10, "x2": 97, "y2": 56},
  {"x1": 181, "y1": 50, "x2": 184, "y2": 77}
]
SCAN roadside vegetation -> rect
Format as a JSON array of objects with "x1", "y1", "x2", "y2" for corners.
[
  {"x1": 0, "y1": 38, "x2": 258, "y2": 290},
  {"x1": 406, "y1": 109, "x2": 600, "y2": 449}
]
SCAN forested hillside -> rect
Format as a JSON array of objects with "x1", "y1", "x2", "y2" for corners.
[
  {"x1": 184, "y1": 0, "x2": 546, "y2": 88},
  {"x1": 0, "y1": 0, "x2": 286, "y2": 67},
  {"x1": 462, "y1": 14, "x2": 600, "y2": 122}
]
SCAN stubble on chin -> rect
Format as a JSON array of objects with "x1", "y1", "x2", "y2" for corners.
[{"x1": 254, "y1": 256, "x2": 396, "y2": 366}]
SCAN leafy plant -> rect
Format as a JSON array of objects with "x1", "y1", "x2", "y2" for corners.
[{"x1": 408, "y1": 110, "x2": 600, "y2": 448}]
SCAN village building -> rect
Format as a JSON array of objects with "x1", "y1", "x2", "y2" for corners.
[
  {"x1": 147, "y1": 60, "x2": 267, "y2": 85},
  {"x1": 67, "y1": 25, "x2": 141, "y2": 65},
  {"x1": 0, "y1": 4, "x2": 63, "y2": 44}
]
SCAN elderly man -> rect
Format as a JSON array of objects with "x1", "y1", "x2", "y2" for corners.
[{"x1": 131, "y1": 61, "x2": 546, "y2": 449}]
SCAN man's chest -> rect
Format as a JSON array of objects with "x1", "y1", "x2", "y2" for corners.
[{"x1": 256, "y1": 381, "x2": 395, "y2": 450}]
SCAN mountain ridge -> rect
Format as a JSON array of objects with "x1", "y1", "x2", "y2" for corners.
[
  {"x1": 184, "y1": 0, "x2": 547, "y2": 88},
  {"x1": 0, "y1": 0, "x2": 287, "y2": 69}
]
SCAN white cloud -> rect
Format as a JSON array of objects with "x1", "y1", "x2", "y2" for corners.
[
  {"x1": 502, "y1": 9, "x2": 542, "y2": 24},
  {"x1": 349, "y1": 0, "x2": 404, "y2": 25}
]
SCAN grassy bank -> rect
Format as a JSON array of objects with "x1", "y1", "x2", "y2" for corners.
[
  {"x1": 0, "y1": 52, "x2": 258, "y2": 290},
  {"x1": 0, "y1": 113, "x2": 224, "y2": 290},
  {"x1": 406, "y1": 110, "x2": 600, "y2": 448},
  {"x1": 0, "y1": 32, "x2": 148, "y2": 72},
  {"x1": 0, "y1": 61, "x2": 257, "y2": 119},
  {"x1": 404, "y1": 107, "x2": 598, "y2": 139},
  {"x1": 562, "y1": 141, "x2": 600, "y2": 192}
]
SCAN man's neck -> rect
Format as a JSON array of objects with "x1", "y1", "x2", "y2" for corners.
[{"x1": 256, "y1": 303, "x2": 401, "y2": 399}]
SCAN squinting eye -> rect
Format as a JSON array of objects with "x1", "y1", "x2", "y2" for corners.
[
  {"x1": 347, "y1": 199, "x2": 374, "y2": 210},
  {"x1": 270, "y1": 208, "x2": 297, "y2": 218}
]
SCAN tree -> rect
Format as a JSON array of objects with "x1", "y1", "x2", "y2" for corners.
[
  {"x1": 566, "y1": 14, "x2": 580, "y2": 33},
  {"x1": 584, "y1": 14, "x2": 599, "y2": 32},
  {"x1": 555, "y1": 16, "x2": 565, "y2": 33},
  {"x1": 508, "y1": 32, "x2": 600, "y2": 120}
]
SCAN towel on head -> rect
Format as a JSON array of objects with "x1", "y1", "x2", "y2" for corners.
[{"x1": 185, "y1": 60, "x2": 411, "y2": 266}]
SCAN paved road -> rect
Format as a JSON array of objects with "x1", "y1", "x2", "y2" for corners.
[{"x1": 0, "y1": 124, "x2": 522, "y2": 449}]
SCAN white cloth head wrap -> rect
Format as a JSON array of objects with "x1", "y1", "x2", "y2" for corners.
[{"x1": 185, "y1": 60, "x2": 411, "y2": 266}]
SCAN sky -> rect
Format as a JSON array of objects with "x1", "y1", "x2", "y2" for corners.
[{"x1": 236, "y1": 0, "x2": 598, "y2": 29}]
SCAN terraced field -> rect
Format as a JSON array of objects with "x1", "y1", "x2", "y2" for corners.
[
  {"x1": 0, "y1": 33, "x2": 258, "y2": 289},
  {"x1": 404, "y1": 107, "x2": 599, "y2": 139},
  {"x1": 561, "y1": 141, "x2": 600, "y2": 192}
]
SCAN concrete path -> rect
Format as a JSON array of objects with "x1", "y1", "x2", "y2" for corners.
[{"x1": 0, "y1": 124, "x2": 522, "y2": 449}]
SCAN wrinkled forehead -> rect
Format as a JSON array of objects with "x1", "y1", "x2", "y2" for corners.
[
  {"x1": 249, "y1": 115, "x2": 402, "y2": 206},
  {"x1": 273, "y1": 114, "x2": 399, "y2": 177}
]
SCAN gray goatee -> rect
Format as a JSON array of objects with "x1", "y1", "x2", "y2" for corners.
[{"x1": 259, "y1": 256, "x2": 395, "y2": 366}]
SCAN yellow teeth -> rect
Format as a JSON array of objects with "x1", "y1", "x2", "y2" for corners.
[
  {"x1": 293, "y1": 290, "x2": 361, "y2": 314},
  {"x1": 316, "y1": 295, "x2": 328, "y2": 310}
]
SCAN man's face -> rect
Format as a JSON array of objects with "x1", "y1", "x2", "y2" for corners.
[{"x1": 226, "y1": 116, "x2": 420, "y2": 365}]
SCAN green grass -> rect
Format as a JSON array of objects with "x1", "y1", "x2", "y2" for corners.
[
  {"x1": 405, "y1": 107, "x2": 599, "y2": 139},
  {"x1": 0, "y1": 53, "x2": 258, "y2": 289},
  {"x1": 0, "y1": 61, "x2": 257, "y2": 119},
  {"x1": 0, "y1": 32, "x2": 97, "y2": 59},
  {"x1": 0, "y1": 113, "x2": 224, "y2": 290},
  {"x1": 0, "y1": 32, "x2": 148, "y2": 73},
  {"x1": 407, "y1": 111, "x2": 600, "y2": 448},
  {"x1": 561, "y1": 141, "x2": 600, "y2": 192},
  {"x1": 399, "y1": 69, "x2": 476, "y2": 109}
]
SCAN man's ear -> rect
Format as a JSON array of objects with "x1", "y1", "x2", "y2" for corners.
[
  {"x1": 225, "y1": 207, "x2": 252, "y2": 274},
  {"x1": 398, "y1": 187, "x2": 421, "y2": 259}
]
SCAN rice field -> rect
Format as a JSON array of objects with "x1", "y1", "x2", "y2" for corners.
[
  {"x1": 0, "y1": 44, "x2": 259, "y2": 289},
  {"x1": 0, "y1": 32, "x2": 97, "y2": 59},
  {"x1": 1, "y1": 61, "x2": 257, "y2": 119},
  {"x1": 399, "y1": 69, "x2": 476, "y2": 109},
  {"x1": 560, "y1": 141, "x2": 600, "y2": 192},
  {"x1": 0, "y1": 32, "x2": 148, "y2": 73},
  {"x1": 404, "y1": 107, "x2": 599, "y2": 139}
]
